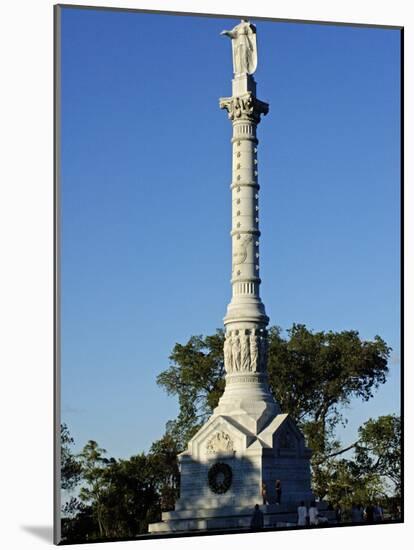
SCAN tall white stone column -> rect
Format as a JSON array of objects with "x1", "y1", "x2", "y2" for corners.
[
  {"x1": 148, "y1": 22, "x2": 314, "y2": 534},
  {"x1": 216, "y1": 71, "x2": 279, "y2": 432}
]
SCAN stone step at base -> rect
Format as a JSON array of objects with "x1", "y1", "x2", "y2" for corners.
[
  {"x1": 148, "y1": 506, "x2": 337, "y2": 534},
  {"x1": 167, "y1": 503, "x2": 294, "y2": 519}
]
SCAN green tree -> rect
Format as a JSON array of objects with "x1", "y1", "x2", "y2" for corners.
[
  {"x1": 321, "y1": 458, "x2": 384, "y2": 514},
  {"x1": 60, "y1": 423, "x2": 82, "y2": 491},
  {"x1": 78, "y1": 440, "x2": 113, "y2": 538},
  {"x1": 266, "y1": 324, "x2": 390, "y2": 497},
  {"x1": 98, "y1": 454, "x2": 161, "y2": 537},
  {"x1": 61, "y1": 499, "x2": 95, "y2": 544},
  {"x1": 62, "y1": 433, "x2": 182, "y2": 541},
  {"x1": 267, "y1": 325, "x2": 389, "y2": 454},
  {"x1": 354, "y1": 414, "x2": 401, "y2": 496},
  {"x1": 60, "y1": 426, "x2": 94, "y2": 543},
  {"x1": 60, "y1": 325, "x2": 395, "y2": 541},
  {"x1": 62, "y1": 445, "x2": 163, "y2": 541},
  {"x1": 319, "y1": 415, "x2": 401, "y2": 514},
  {"x1": 156, "y1": 331, "x2": 226, "y2": 450},
  {"x1": 149, "y1": 433, "x2": 181, "y2": 511}
]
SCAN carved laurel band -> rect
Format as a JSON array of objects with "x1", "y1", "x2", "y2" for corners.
[
  {"x1": 226, "y1": 373, "x2": 267, "y2": 384},
  {"x1": 223, "y1": 329, "x2": 268, "y2": 373}
]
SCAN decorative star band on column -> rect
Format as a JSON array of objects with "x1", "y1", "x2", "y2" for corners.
[{"x1": 220, "y1": 92, "x2": 269, "y2": 124}]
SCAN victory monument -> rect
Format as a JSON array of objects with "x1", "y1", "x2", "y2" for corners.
[{"x1": 149, "y1": 20, "x2": 313, "y2": 533}]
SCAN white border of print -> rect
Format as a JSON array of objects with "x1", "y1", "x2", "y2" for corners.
[{"x1": 0, "y1": 1, "x2": 410, "y2": 549}]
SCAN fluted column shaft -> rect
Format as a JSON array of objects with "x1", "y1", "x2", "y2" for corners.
[
  {"x1": 230, "y1": 120, "x2": 260, "y2": 290},
  {"x1": 216, "y1": 76, "x2": 279, "y2": 424}
]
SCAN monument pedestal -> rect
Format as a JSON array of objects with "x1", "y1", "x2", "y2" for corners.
[
  {"x1": 149, "y1": 501, "x2": 336, "y2": 534},
  {"x1": 149, "y1": 504, "x2": 301, "y2": 533},
  {"x1": 148, "y1": 412, "x2": 313, "y2": 533}
]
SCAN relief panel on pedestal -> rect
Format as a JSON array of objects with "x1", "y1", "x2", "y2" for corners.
[
  {"x1": 206, "y1": 431, "x2": 234, "y2": 455},
  {"x1": 224, "y1": 329, "x2": 268, "y2": 373}
]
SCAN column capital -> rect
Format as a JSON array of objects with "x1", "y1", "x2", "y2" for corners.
[{"x1": 219, "y1": 92, "x2": 269, "y2": 124}]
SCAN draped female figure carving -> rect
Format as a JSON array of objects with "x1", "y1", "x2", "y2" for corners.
[
  {"x1": 221, "y1": 20, "x2": 258, "y2": 76},
  {"x1": 240, "y1": 332, "x2": 250, "y2": 371},
  {"x1": 249, "y1": 330, "x2": 259, "y2": 372},
  {"x1": 232, "y1": 335, "x2": 241, "y2": 371},
  {"x1": 224, "y1": 332, "x2": 233, "y2": 373}
]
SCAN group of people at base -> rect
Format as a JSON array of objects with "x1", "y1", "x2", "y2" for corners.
[
  {"x1": 297, "y1": 501, "x2": 328, "y2": 526},
  {"x1": 350, "y1": 502, "x2": 384, "y2": 523},
  {"x1": 250, "y1": 501, "x2": 328, "y2": 529},
  {"x1": 250, "y1": 500, "x2": 386, "y2": 529},
  {"x1": 261, "y1": 480, "x2": 282, "y2": 505}
]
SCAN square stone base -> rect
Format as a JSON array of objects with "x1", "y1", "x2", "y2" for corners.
[
  {"x1": 149, "y1": 413, "x2": 316, "y2": 534},
  {"x1": 149, "y1": 504, "x2": 295, "y2": 533},
  {"x1": 148, "y1": 503, "x2": 336, "y2": 533}
]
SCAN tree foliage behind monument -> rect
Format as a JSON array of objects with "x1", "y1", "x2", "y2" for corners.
[
  {"x1": 61, "y1": 423, "x2": 82, "y2": 491},
  {"x1": 61, "y1": 429, "x2": 180, "y2": 542},
  {"x1": 355, "y1": 414, "x2": 401, "y2": 496},
  {"x1": 60, "y1": 325, "x2": 398, "y2": 541},
  {"x1": 156, "y1": 323, "x2": 392, "y2": 498},
  {"x1": 157, "y1": 331, "x2": 226, "y2": 451}
]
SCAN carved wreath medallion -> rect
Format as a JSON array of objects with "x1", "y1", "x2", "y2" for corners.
[{"x1": 208, "y1": 462, "x2": 233, "y2": 494}]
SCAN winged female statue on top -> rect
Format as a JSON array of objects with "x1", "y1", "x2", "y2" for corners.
[{"x1": 221, "y1": 19, "x2": 258, "y2": 76}]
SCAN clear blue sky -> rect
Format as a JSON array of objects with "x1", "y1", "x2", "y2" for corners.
[{"x1": 60, "y1": 7, "x2": 401, "y2": 458}]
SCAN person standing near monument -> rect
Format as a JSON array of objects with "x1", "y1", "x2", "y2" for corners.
[
  {"x1": 275, "y1": 479, "x2": 282, "y2": 504},
  {"x1": 250, "y1": 504, "x2": 264, "y2": 529},
  {"x1": 351, "y1": 503, "x2": 363, "y2": 523},
  {"x1": 261, "y1": 482, "x2": 269, "y2": 505},
  {"x1": 309, "y1": 501, "x2": 319, "y2": 525},
  {"x1": 335, "y1": 503, "x2": 342, "y2": 523},
  {"x1": 373, "y1": 502, "x2": 384, "y2": 522},
  {"x1": 297, "y1": 501, "x2": 308, "y2": 526},
  {"x1": 365, "y1": 502, "x2": 375, "y2": 523}
]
